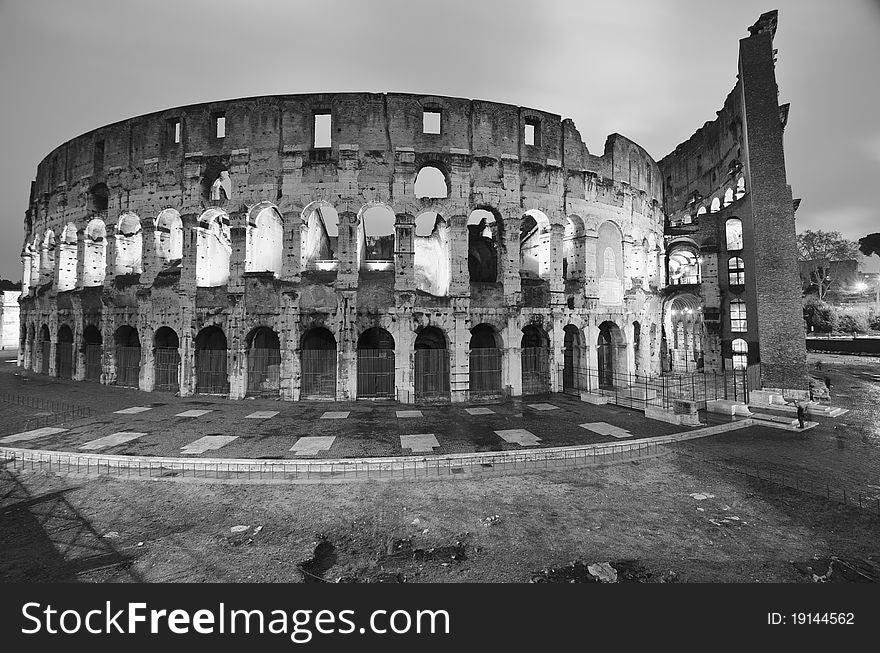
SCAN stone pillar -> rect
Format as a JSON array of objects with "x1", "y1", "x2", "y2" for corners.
[
  {"x1": 449, "y1": 299, "x2": 470, "y2": 402},
  {"x1": 179, "y1": 213, "x2": 199, "y2": 294},
  {"x1": 394, "y1": 213, "x2": 415, "y2": 293},
  {"x1": 227, "y1": 224, "x2": 247, "y2": 294},
  {"x1": 140, "y1": 219, "x2": 159, "y2": 287},
  {"x1": 227, "y1": 322, "x2": 246, "y2": 400},
  {"x1": 549, "y1": 315, "x2": 564, "y2": 393},
  {"x1": 337, "y1": 290, "x2": 357, "y2": 401},
  {"x1": 501, "y1": 213, "x2": 522, "y2": 302},
  {"x1": 179, "y1": 324, "x2": 194, "y2": 397},
  {"x1": 75, "y1": 229, "x2": 87, "y2": 290},
  {"x1": 72, "y1": 301, "x2": 85, "y2": 381},
  {"x1": 623, "y1": 238, "x2": 634, "y2": 291},
  {"x1": 548, "y1": 222, "x2": 565, "y2": 306},
  {"x1": 504, "y1": 315, "x2": 522, "y2": 397},
  {"x1": 336, "y1": 211, "x2": 359, "y2": 291},
  {"x1": 281, "y1": 210, "x2": 302, "y2": 283},
  {"x1": 448, "y1": 214, "x2": 470, "y2": 297},
  {"x1": 396, "y1": 323, "x2": 414, "y2": 404},
  {"x1": 102, "y1": 224, "x2": 118, "y2": 290}
]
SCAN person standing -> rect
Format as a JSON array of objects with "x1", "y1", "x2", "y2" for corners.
[{"x1": 796, "y1": 399, "x2": 807, "y2": 429}]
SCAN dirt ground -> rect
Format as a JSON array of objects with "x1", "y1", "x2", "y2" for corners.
[{"x1": 3, "y1": 450, "x2": 878, "y2": 584}]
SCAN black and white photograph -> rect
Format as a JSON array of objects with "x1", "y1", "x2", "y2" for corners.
[{"x1": 0, "y1": 0, "x2": 878, "y2": 645}]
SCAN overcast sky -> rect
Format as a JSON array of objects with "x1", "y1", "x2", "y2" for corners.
[{"x1": 1, "y1": 0, "x2": 878, "y2": 280}]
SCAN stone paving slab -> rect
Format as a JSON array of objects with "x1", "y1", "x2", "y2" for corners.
[
  {"x1": 320, "y1": 411, "x2": 350, "y2": 419},
  {"x1": 176, "y1": 409, "x2": 213, "y2": 418},
  {"x1": 0, "y1": 427, "x2": 68, "y2": 444},
  {"x1": 80, "y1": 432, "x2": 146, "y2": 450},
  {"x1": 495, "y1": 428, "x2": 541, "y2": 447},
  {"x1": 528, "y1": 403, "x2": 559, "y2": 411},
  {"x1": 114, "y1": 406, "x2": 153, "y2": 415},
  {"x1": 290, "y1": 436, "x2": 336, "y2": 456},
  {"x1": 465, "y1": 407, "x2": 495, "y2": 415},
  {"x1": 396, "y1": 410, "x2": 423, "y2": 418},
  {"x1": 244, "y1": 411, "x2": 279, "y2": 419},
  {"x1": 400, "y1": 433, "x2": 440, "y2": 453},
  {"x1": 181, "y1": 435, "x2": 238, "y2": 455},
  {"x1": 579, "y1": 422, "x2": 633, "y2": 438}
]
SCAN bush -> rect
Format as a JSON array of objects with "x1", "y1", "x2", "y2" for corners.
[
  {"x1": 870, "y1": 311, "x2": 880, "y2": 331},
  {"x1": 837, "y1": 308, "x2": 869, "y2": 334},
  {"x1": 803, "y1": 298, "x2": 837, "y2": 333}
]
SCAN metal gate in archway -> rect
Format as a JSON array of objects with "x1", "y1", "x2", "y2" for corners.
[
  {"x1": 414, "y1": 349, "x2": 450, "y2": 400},
  {"x1": 521, "y1": 347, "x2": 550, "y2": 395},
  {"x1": 357, "y1": 349, "x2": 395, "y2": 398},
  {"x1": 300, "y1": 350, "x2": 337, "y2": 398}
]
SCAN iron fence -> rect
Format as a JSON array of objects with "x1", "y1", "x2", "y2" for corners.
[
  {"x1": 84, "y1": 344, "x2": 102, "y2": 382},
  {"x1": 414, "y1": 348, "x2": 450, "y2": 400},
  {"x1": 357, "y1": 349, "x2": 395, "y2": 399},
  {"x1": 40, "y1": 342, "x2": 50, "y2": 374},
  {"x1": 558, "y1": 364, "x2": 750, "y2": 410},
  {"x1": 195, "y1": 348, "x2": 229, "y2": 395},
  {"x1": 114, "y1": 346, "x2": 141, "y2": 388},
  {"x1": 247, "y1": 347, "x2": 282, "y2": 397},
  {"x1": 469, "y1": 348, "x2": 503, "y2": 395},
  {"x1": 56, "y1": 342, "x2": 74, "y2": 379},
  {"x1": 154, "y1": 347, "x2": 180, "y2": 392},
  {"x1": 0, "y1": 392, "x2": 93, "y2": 436},
  {"x1": 521, "y1": 347, "x2": 550, "y2": 396},
  {"x1": 300, "y1": 349, "x2": 337, "y2": 398}
]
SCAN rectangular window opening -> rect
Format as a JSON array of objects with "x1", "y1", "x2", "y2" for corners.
[
  {"x1": 524, "y1": 123, "x2": 535, "y2": 146},
  {"x1": 215, "y1": 115, "x2": 226, "y2": 139},
  {"x1": 423, "y1": 110, "x2": 441, "y2": 134},
  {"x1": 314, "y1": 113, "x2": 331, "y2": 148}
]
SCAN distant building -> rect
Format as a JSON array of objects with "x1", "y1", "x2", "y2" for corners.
[{"x1": 1, "y1": 289, "x2": 21, "y2": 349}]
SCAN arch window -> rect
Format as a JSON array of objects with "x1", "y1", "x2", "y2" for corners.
[
  {"x1": 83, "y1": 219, "x2": 107, "y2": 286},
  {"x1": 358, "y1": 204, "x2": 395, "y2": 271},
  {"x1": 154, "y1": 209, "x2": 183, "y2": 268},
  {"x1": 115, "y1": 213, "x2": 143, "y2": 275},
  {"x1": 246, "y1": 204, "x2": 284, "y2": 274},
  {"x1": 723, "y1": 188, "x2": 734, "y2": 207},
  {"x1": 57, "y1": 223, "x2": 78, "y2": 291},
  {"x1": 735, "y1": 176, "x2": 746, "y2": 200},
  {"x1": 710, "y1": 197, "x2": 721, "y2": 213},
  {"x1": 728, "y1": 257, "x2": 745, "y2": 286},
  {"x1": 520, "y1": 210, "x2": 551, "y2": 281},
  {"x1": 302, "y1": 204, "x2": 339, "y2": 272},
  {"x1": 732, "y1": 338, "x2": 748, "y2": 370},
  {"x1": 730, "y1": 299, "x2": 747, "y2": 333},
  {"x1": 668, "y1": 246, "x2": 701, "y2": 285},
  {"x1": 597, "y1": 221, "x2": 623, "y2": 305},
  {"x1": 414, "y1": 166, "x2": 448, "y2": 199},
  {"x1": 467, "y1": 209, "x2": 499, "y2": 283},
  {"x1": 40, "y1": 230, "x2": 57, "y2": 279},
  {"x1": 195, "y1": 209, "x2": 231, "y2": 287},
  {"x1": 414, "y1": 212, "x2": 450, "y2": 296},
  {"x1": 725, "y1": 218, "x2": 743, "y2": 251}
]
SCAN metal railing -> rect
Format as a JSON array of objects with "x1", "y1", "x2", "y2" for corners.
[
  {"x1": 154, "y1": 347, "x2": 180, "y2": 392},
  {"x1": 56, "y1": 342, "x2": 74, "y2": 379},
  {"x1": 246, "y1": 347, "x2": 282, "y2": 397},
  {"x1": 114, "y1": 346, "x2": 141, "y2": 388},
  {"x1": 300, "y1": 349, "x2": 336, "y2": 398},
  {"x1": 521, "y1": 347, "x2": 551, "y2": 396},
  {"x1": 356, "y1": 349, "x2": 395, "y2": 399},
  {"x1": 0, "y1": 392, "x2": 93, "y2": 436},
  {"x1": 84, "y1": 344, "x2": 102, "y2": 381},
  {"x1": 469, "y1": 348, "x2": 503, "y2": 396},
  {"x1": 195, "y1": 348, "x2": 229, "y2": 395},
  {"x1": 414, "y1": 349, "x2": 450, "y2": 400},
  {"x1": 558, "y1": 363, "x2": 750, "y2": 410}
]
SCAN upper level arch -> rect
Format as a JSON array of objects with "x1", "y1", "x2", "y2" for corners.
[{"x1": 245, "y1": 202, "x2": 284, "y2": 274}]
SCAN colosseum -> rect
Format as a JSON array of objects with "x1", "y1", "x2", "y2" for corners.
[{"x1": 16, "y1": 11, "x2": 808, "y2": 405}]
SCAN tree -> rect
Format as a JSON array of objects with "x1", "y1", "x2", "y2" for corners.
[
  {"x1": 858, "y1": 233, "x2": 880, "y2": 304},
  {"x1": 796, "y1": 230, "x2": 861, "y2": 300}
]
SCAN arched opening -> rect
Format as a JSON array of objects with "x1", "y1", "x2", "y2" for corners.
[
  {"x1": 246, "y1": 204, "x2": 284, "y2": 274},
  {"x1": 667, "y1": 243, "x2": 701, "y2": 285},
  {"x1": 358, "y1": 204, "x2": 395, "y2": 272},
  {"x1": 521, "y1": 324, "x2": 550, "y2": 395},
  {"x1": 731, "y1": 338, "x2": 748, "y2": 370},
  {"x1": 562, "y1": 324, "x2": 582, "y2": 394},
  {"x1": 414, "y1": 212, "x2": 450, "y2": 296},
  {"x1": 153, "y1": 326, "x2": 180, "y2": 392},
  {"x1": 414, "y1": 326, "x2": 449, "y2": 399},
  {"x1": 113, "y1": 325, "x2": 141, "y2": 387},
  {"x1": 710, "y1": 197, "x2": 721, "y2": 213},
  {"x1": 357, "y1": 327, "x2": 395, "y2": 399},
  {"x1": 467, "y1": 209, "x2": 499, "y2": 283},
  {"x1": 39, "y1": 324, "x2": 50, "y2": 374},
  {"x1": 300, "y1": 327, "x2": 337, "y2": 399},
  {"x1": 520, "y1": 210, "x2": 550, "y2": 281},
  {"x1": 115, "y1": 213, "x2": 143, "y2": 275},
  {"x1": 563, "y1": 216, "x2": 586, "y2": 281},
  {"x1": 597, "y1": 321, "x2": 624, "y2": 388},
  {"x1": 663, "y1": 294, "x2": 703, "y2": 373},
  {"x1": 469, "y1": 324, "x2": 502, "y2": 396},
  {"x1": 723, "y1": 188, "x2": 734, "y2": 207},
  {"x1": 725, "y1": 218, "x2": 743, "y2": 251},
  {"x1": 414, "y1": 165, "x2": 449, "y2": 199},
  {"x1": 57, "y1": 224, "x2": 78, "y2": 291},
  {"x1": 83, "y1": 219, "x2": 107, "y2": 286},
  {"x1": 83, "y1": 325, "x2": 102, "y2": 382},
  {"x1": 209, "y1": 171, "x2": 232, "y2": 201},
  {"x1": 246, "y1": 326, "x2": 281, "y2": 397},
  {"x1": 735, "y1": 176, "x2": 746, "y2": 200},
  {"x1": 56, "y1": 324, "x2": 74, "y2": 379},
  {"x1": 40, "y1": 230, "x2": 57, "y2": 281},
  {"x1": 597, "y1": 221, "x2": 623, "y2": 305},
  {"x1": 154, "y1": 209, "x2": 183, "y2": 270},
  {"x1": 302, "y1": 204, "x2": 339, "y2": 273},
  {"x1": 195, "y1": 325, "x2": 229, "y2": 395},
  {"x1": 196, "y1": 209, "x2": 231, "y2": 287},
  {"x1": 633, "y1": 321, "x2": 642, "y2": 375}
]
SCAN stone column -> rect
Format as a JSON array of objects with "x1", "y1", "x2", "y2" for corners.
[
  {"x1": 178, "y1": 213, "x2": 199, "y2": 294},
  {"x1": 140, "y1": 219, "x2": 159, "y2": 287},
  {"x1": 102, "y1": 224, "x2": 118, "y2": 291},
  {"x1": 75, "y1": 229, "x2": 87, "y2": 290},
  {"x1": 227, "y1": 223, "x2": 247, "y2": 294},
  {"x1": 449, "y1": 299, "x2": 470, "y2": 402},
  {"x1": 227, "y1": 319, "x2": 246, "y2": 400},
  {"x1": 337, "y1": 290, "x2": 357, "y2": 401},
  {"x1": 394, "y1": 213, "x2": 415, "y2": 293},
  {"x1": 336, "y1": 211, "x2": 359, "y2": 291},
  {"x1": 504, "y1": 315, "x2": 522, "y2": 397},
  {"x1": 281, "y1": 210, "x2": 302, "y2": 283},
  {"x1": 501, "y1": 213, "x2": 522, "y2": 302},
  {"x1": 447, "y1": 214, "x2": 470, "y2": 297}
]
